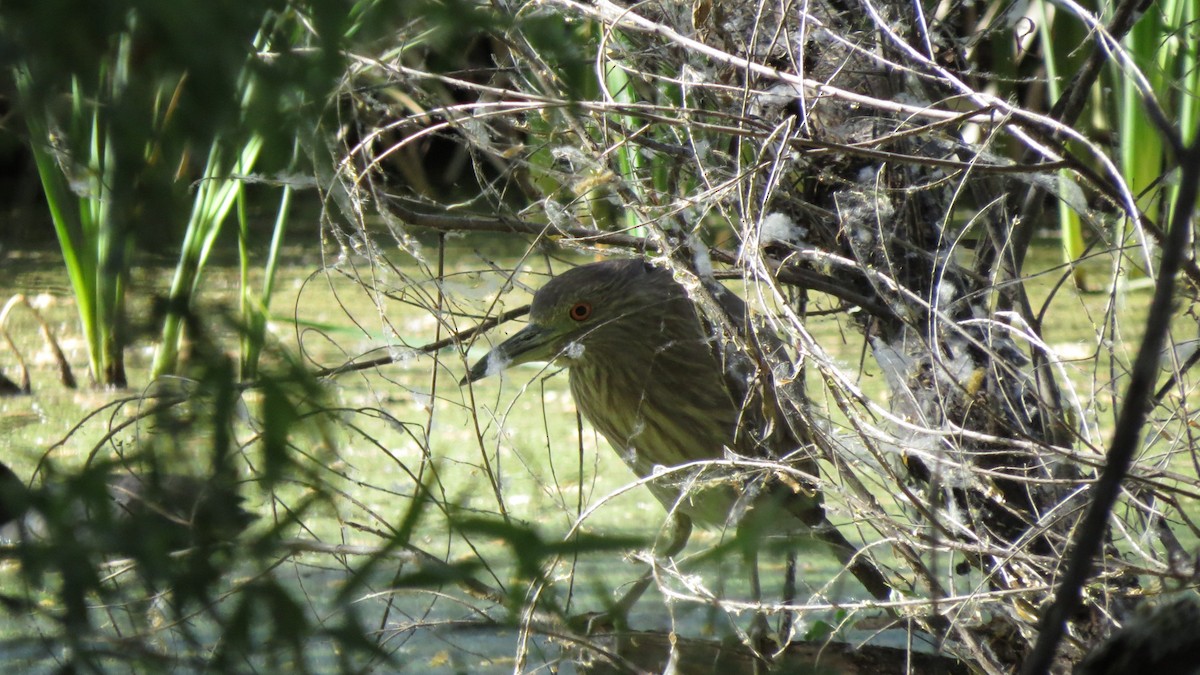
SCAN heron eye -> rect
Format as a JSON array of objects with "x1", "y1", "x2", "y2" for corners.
[{"x1": 568, "y1": 302, "x2": 593, "y2": 321}]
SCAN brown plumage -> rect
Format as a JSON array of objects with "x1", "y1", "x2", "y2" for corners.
[{"x1": 463, "y1": 259, "x2": 891, "y2": 601}]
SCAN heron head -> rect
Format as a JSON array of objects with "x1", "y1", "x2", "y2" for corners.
[{"x1": 460, "y1": 259, "x2": 686, "y2": 384}]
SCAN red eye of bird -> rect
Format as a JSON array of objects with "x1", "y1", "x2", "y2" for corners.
[{"x1": 569, "y1": 302, "x2": 592, "y2": 321}]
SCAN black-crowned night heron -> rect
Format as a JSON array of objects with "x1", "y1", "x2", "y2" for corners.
[
  {"x1": 461, "y1": 259, "x2": 891, "y2": 612},
  {"x1": 0, "y1": 460, "x2": 254, "y2": 548}
]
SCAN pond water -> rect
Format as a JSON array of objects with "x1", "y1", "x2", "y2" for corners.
[{"x1": 0, "y1": 234, "x2": 904, "y2": 672}]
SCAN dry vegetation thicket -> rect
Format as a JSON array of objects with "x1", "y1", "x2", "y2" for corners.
[{"x1": 317, "y1": 0, "x2": 1200, "y2": 671}]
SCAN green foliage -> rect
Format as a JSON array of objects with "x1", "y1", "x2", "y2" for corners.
[
  {"x1": 3, "y1": 0, "x2": 344, "y2": 156},
  {"x1": 152, "y1": 132, "x2": 265, "y2": 377},
  {"x1": 0, "y1": 291, "x2": 671, "y2": 668},
  {"x1": 12, "y1": 85, "x2": 115, "y2": 386},
  {"x1": 455, "y1": 513, "x2": 647, "y2": 583},
  {"x1": 1016, "y1": 0, "x2": 1200, "y2": 283},
  {"x1": 0, "y1": 302, "x2": 394, "y2": 670},
  {"x1": 3, "y1": 0, "x2": 359, "y2": 385},
  {"x1": 237, "y1": 142, "x2": 297, "y2": 380}
]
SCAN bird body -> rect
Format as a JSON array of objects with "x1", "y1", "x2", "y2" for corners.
[
  {"x1": 463, "y1": 259, "x2": 893, "y2": 602},
  {"x1": 464, "y1": 259, "x2": 820, "y2": 532},
  {"x1": 564, "y1": 263, "x2": 787, "y2": 528}
]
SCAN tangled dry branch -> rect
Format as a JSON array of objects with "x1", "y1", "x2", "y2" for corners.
[{"x1": 312, "y1": 0, "x2": 1200, "y2": 671}]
